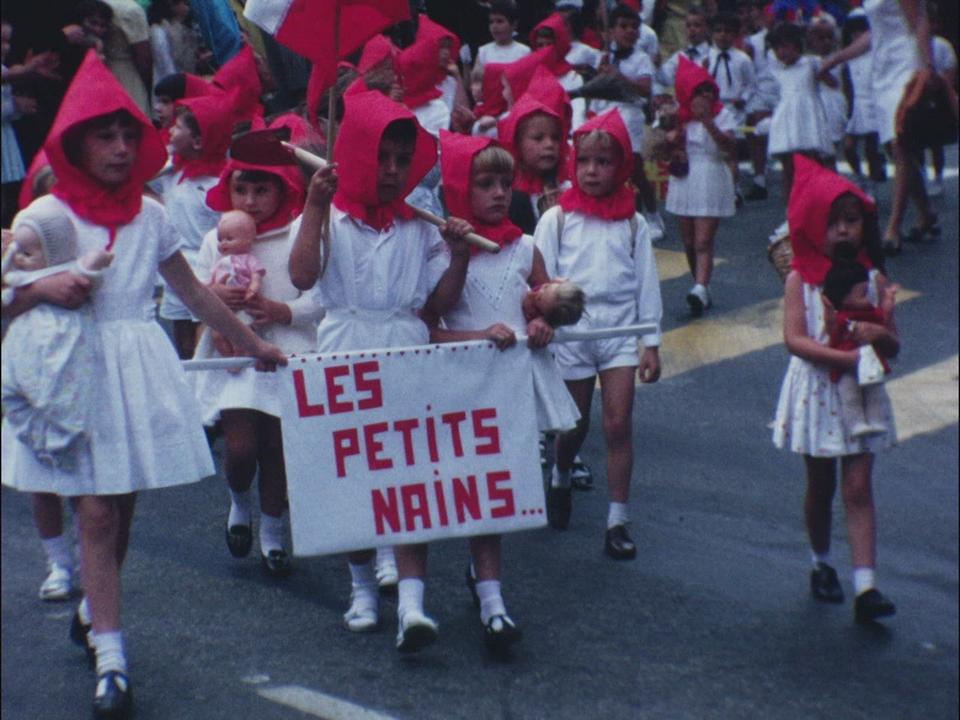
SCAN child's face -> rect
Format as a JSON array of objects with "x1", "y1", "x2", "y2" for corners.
[
  {"x1": 11, "y1": 227, "x2": 46, "y2": 271},
  {"x1": 517, "y1": 113, "x2": 561, "y2": 177},
  {"x1": 82, "y1": 14, "x2": 110, "y2": 39},
  {"x1": 773, "y1": 42, "x2": 801, "y2": 66},
  {"x1": 807, "y1": 24, "x2": 835, "y2": 56},
  {"x1": 685, "y1": 15, "x2": 708, "y2": 45},
  {"x1": 229, "y1": 173, "x2": 283, "y2": 226},
  {"x1": 77, "y1": 119, "x2": 140, "y2": 188},
  {"x1": 168, "y1": 115, "x2": 201, "y2": 159},
  {"x1": 825, "y1": 195, "x2": 865, "y2": 256},
  {"x1": 575, "y1": 135, "x2": 621, "y2": 198},
  {"x1": 841, "y1": 281, "x2": 872, "y2": 310},
  {"x1": 153, "y1": 95, "x2": 175, "y2": 128},
  {"x1": 469, "y1": 169, "x2": 512, "y2": 225},
  {"x1": 488, "y1": 13, "x2": 514, "y2": 44},
  {"x1": 171, "y1": 0, "x2": 191, "y2": 21},
  {"x1": 217, "y1": 216, "x2": 255, "y2": 255},
  {"x1": 534, "y1": 29, "x2": 555, "y2": 50},
  {"x1": 376, "y1": 137, "x2": 414, "y2": 204},
  {"x1": 612, "y1": 17, "x2": 640, "y2": 49},
  {"x1": 712, "y1": 24, "x2": 736, "y2": 50}
]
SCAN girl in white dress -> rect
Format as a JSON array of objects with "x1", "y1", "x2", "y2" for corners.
[
  {"x1": 807, "y1": 15, "x2": 848, "y2": 166},
  {"x1": 840, "y1": 12, "x2": 886, "y2": 186},
  {"x1": 766, "y1": 22, "x2": 833, "y2": 203},
  {"x1": 665, "y1": 57, "x2": 738, "y2": 317},
  {"x1": 773, "y1": 156, "x2": 898, "y2": 625},
  {"x1": 0, "y1": 51, "x2": 283, "y2": 720}
]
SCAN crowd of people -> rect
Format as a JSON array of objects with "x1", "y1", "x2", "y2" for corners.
[{"x1": 0, "y1": 1, "x2": 956, "y2": 718}]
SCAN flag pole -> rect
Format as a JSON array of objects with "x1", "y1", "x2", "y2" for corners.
[{"x1": 326, "y1": 0, "x2": 342, "y2": 162}]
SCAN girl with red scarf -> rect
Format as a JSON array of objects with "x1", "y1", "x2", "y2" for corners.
[
  {"x1": 664, "y1": 56, "x2": 739, "y2": 317},
  {"x1": 772, "y1": 155, "x2": 898, "y2": 625},
  {"x1": 426, "y1": 130, "x2": 581, "y2": 653},
  {"x1": 533, "y1": 109, "x2": 662, "y2": 562},
  {"x1": 288, "y1": 91, "x2": 474, "y2": 654},
  {"x1": 193, "y1": 149, "x2": 319, "y2": 579},
  {"x1": 0, "y1": 51, "x2": 284, "y2": 720}
]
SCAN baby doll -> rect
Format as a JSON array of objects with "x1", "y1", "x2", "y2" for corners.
[
  {"x1": 822, "y1": 243, "x2": 898, "y2": 438},
  {"x1": 521, "y1": 278, "x2": 586, "y2": 328},
  {"x1": 207, "y1": 210, "x2": 265, "y2": 357},
  {"x1": 1, "y1": 203, "x2": 113, "y2": 469}
]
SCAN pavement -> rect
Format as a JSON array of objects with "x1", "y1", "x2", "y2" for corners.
[{"x1": 2, "y1": 153, "x2": 958, "y2": 720}]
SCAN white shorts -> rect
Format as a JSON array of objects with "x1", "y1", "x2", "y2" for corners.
[{"x1": 552, "y1": 301, "x2": 641, "y2": 381}]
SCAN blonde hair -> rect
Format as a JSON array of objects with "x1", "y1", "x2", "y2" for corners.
[
  {"x1": 472, "y1": 144, "x2": 514, "y2": 176},
  {"x1": 575, "y1": 129, "x2": 621, "y2": 158},
  {"x1": 541, "y1": 279, "x2": 585, "y2": 327}
]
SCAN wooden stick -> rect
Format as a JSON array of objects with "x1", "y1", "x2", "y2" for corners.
[
  {"x1": 326, "y1": 1, "x2": 341, "y2": 162},
  {"x1": 280, "y1": 142, "x2": 501, "y2": 254}
]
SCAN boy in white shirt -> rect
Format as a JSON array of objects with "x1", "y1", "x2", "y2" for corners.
[
  {"x1": 655, "y1": 6, "x2": 711, "y2": 94},
  {"x1": 468, "y1": 1, "x2": 530, "y2": 72}
]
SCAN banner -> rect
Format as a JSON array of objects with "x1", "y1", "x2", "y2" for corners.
[{"x1": 279, "y1": 341, "x2": 546, "y2": 556}]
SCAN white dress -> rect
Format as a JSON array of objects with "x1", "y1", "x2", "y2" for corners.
[
  {"x1": 772, "y1": 271, "x2": 895, "y2": 457},
  {"x1": 441, "y1": 235, "x2": 579, "y2": 433},
  {"x1": 768, "y1": 55, "x2": 832, "y2": 157},
  {"x1": 865, "y1": 0, "x2": 920, "y2": 145},
  {"x1": 846, "y1": 53, "x2": 878, "y2": 136},
  {"x1": 818, "y1": 64, "x2": 849, "y2": 146},
  {"x1": 192, "y1": 218, "x2": 323, "y2": 423},
  {"x1": 665, "y1": 106, "x2": 738, "y2": 218},
  {"x1": 1, "y1": 195, "x2": 214, "y2": 495}
]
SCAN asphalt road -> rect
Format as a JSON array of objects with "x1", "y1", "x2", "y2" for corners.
[{"x1": 3, "y1": 154, "x2": 957, "y2": 720}]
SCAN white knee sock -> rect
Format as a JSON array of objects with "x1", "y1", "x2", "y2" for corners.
[
  {"x1": 42, "y1": 534, "x2": 74, "y2": 569},
  {"x1": 228, "y1": 489, "x2": 252, "y2": 527},
  {"x1": 475, "y1": 580, "x2": 507, "y2": 625},
  {"x1": 853, "y1": 567, "x2": 875, "y2": 596},
  {"x1": 397, "y1": 577, "x2": 425, "y2": 619},
  {"x1": 551, "y1": 466, "x2": 571, "y2": 489},
  {"x1": 92, "y1": 630, "x2": 127, "y2": 675},
  {"x1": 607, "y1": 502, "x2": 629, "y2": 529},
  {"x1": 258, "y1": 512, "x2": 284, "y2": 554}
]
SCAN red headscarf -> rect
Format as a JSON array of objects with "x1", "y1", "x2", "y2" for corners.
[
  {"x1": 788, "y1": 154, "x2": 876, "y2": 285},
  {"x1": 675, "y1": 55, "x2": 723, "y2": 125},
  {"x1": 520, "y1": 65, "x2": 573, "y2": 134},
  {"x1": 212, "y1": 45, "x2": 264, "y2": 123},
  {"x1": 560, "y1": 108, "x2": 636, "y2": 220},
  {"x1": 417, "y1": 15, "x2": 460, "y2": 85},
  {"x1": 498, "y1": 94, "x2": 570, "y2": 195},
  {"x1": 439, "y1": 130, "x2": 522, "y2": 255},
  {"x1": 503, "y1": 47, "x2": 554, "y2": 100},
  {"x1": 474, "y1": 62, "x2": 509, "y2": 118},
  {"x1": 399, "y1": 32, "x2": 444, "y2": 109},
  {"x1": 172, "y1": 90, "x2": 236, "y2": 181},
  {"x1": 206, "y1": 157, "x2": 306, "y2": 234},
  {"x1": 184, "y1": 73, "x2": 213, "y2": 98},
  {"x1": 529, "y1": 13, "x2": 573, "y2": 77},
  {"x1": 343, "y1": 35, "x2": 403, "y2": 99},
  {"x1": 332, "y1": 90, "x2": 437, "y2": 231},
  {"x1": 44, "y1": 50, "x2": 167, "y2": 242}
]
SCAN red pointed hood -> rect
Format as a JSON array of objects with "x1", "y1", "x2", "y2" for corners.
[
  {"x1": 357, "y1": 34, "x2": 401, "y2": 75},
  {"x1": 503, "y1": 47, "x2": 554, "y2": 100},
  {"x1": 44, "y1": 50, "x2": 167, "y2": 233},
  {"x1": 332, "y1": 90, "x2": 437, "y2": 231},
  {"x1": 173, "y1": 89, "x2": 236, "y2": 181},
  {"x1": 417, "y1": 15, "x2": 460, "y2": 83},
  {"x1": 529, "y1": 13, "x2": 573, "y2": 76},
  {"x1": 560, "y1": 108, "x2": 635, "y2": 219},
  {"x1": 518, "y1": 64, "x2": 573, "y2": 133},
  {"x1": 183, "y1": 72, "x2": 213, "y2": 98},
  {"x1": 399, "y1": 30, "x2": 444, "y2": 109},
  {"x1": 675, "y1": 55, "x2": 722, "y2": 125},
  {"x1": 212, "y1": 45, "x2": 264, "y2": 123},
  {"x1": 474, "y1": 62, "x2": 509, "y2": 118},
  {"x1": 206, "y1": 156, "x2": 306, "y2": 234},
  {"x1": 498, "y1": 93, "x2": 570, "y2": 195},
  {"x1": 788, "y1": 154, "x2": 876, "y2": 285},
  {"x1": 439, "y1": 130, "x2": 522, "y2": 254}
]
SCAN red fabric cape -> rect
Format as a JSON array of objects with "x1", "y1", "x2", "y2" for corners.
[
  {"x1": 212, "y1": 45, "x2": 264, "y2": 123},
  {"x1": 206, "y1": 157, "x2": 306, "y2": 234}
]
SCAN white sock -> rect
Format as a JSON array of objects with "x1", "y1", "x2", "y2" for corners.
[
  {"x1": 551, "y1": 466, "x2": 571, "y2": 489},
  {"x1": 228, "y1": 490, "x2": 252, "y2": 527},
  {"x1": 348, "y1": 560, "x2": 376, "y2": 589},
  {"x1": 78, "y1": 597, "x2": 91, "y2": 625},
  {"x1": 607, "y1": 502, "x2": 629, "y2": 529},
  {"x1": 811, "y1": 551, "x2": 830, "y2": 569},
  {"x1": 259, "y1": 512, "x2": 284, "y2": 554},
  {"x1": 42, "y1": 535, "x2": 73, "y2": 569},
  {"x1": 475, "y1": 579, "x2": 507, "y2": 625},
  {"x1": 92, "y1": 630, "x2": 127, "y2": 675},
  {"x1": 397, "y1": 577, "x2": 426, "y2": 619},
  {"x1": 752, "y1": 175, "x2": 766, "y2": 188},
  {"x1": 853, "y1": 567, "x2": 875, "y2": 596}
]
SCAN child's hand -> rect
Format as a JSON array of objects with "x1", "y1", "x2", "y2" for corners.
[
  {"x1": 306, "y1": 164, "x2": 338, "y2": 207},
  {"x1": 440, "y1": 216, "x2": 474, "y2": 258},
  {"x1": 210, "y1": 283, "x2": 247, "y2": 311},
  {"x1": 880, "y1": 282, "x2": 900, "y2": 311},
  {"x1": 244, "y1": 294, "x2": 292, "y2": 327},
  {"x1": 250, "y1": 339, "x2": 288, "y2": 372},
  {"x1": 525, "y1": 317, "x2": 553, "y2": 349},
  {"x1": 484, "y1": 323, "x2": 517, "y2": 350},
  {"x1": 637, "y1": 347, "x2": 661, "y2": 383},
  {"x1": 34, "y1": 272, "x2": 91, "y2": 309}
]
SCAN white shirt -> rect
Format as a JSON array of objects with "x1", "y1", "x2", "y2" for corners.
[
  {"x1": 566, "y1": 41, "x2": 603, "y2": 69},
  {"x1": 474, "y1": 40, "x2": 531, "y2": 69},
  {"x1": 637, "y1": 24, "x2": 659, "y2": 64},
  {"x1": 933, "y1": 35, "x2": 957, "y2": 73},
  {"x1": 594, "y1": 45, "x2": 654, "y2": 150},
  {"x1": 706, "y1": 46, "x2": 756, "y2": 107},
  {"x1": 656, "y1": 41, "x2": 711, "y2": 93},
  {"x1": 153, "y1": 171, "x2": 222, "y2": 266}
]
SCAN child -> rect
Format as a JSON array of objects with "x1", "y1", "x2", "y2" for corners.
[
  {"x1": 534, "y1": 109, "x2": 663, "y2": 559},
  {"x1": 773, "y1": 155, "x2": 897, "y2": 624},
  {"x1": 807, "y1": 14, "x2": 847, "y2": 167},
  {"x1": 0, "y1": 51, "x2": 284, "y2": 719},
  {"x1": 193, "y1": 155, "x2": 316, "y2": 577},
  {"x1": 471, "y1": 0, "x2": 531, "y2": 71},
  {"x1": 152, "y1": 92, "x2": 233, "y2": 359},
  {"x1": 766, "y1": 22, "x2": 833, "y2": 203},
  {"x1": 429, "y1": 130, "x2": 580, "y2": 653},
  {"x1": 288, "y1": 90, "x2": 473, "y2": 653},
  {"x1": 665, "y1": 57, "x2": 738, "y2": 316},
  {"x1": 151, "y1": 71, "x2": 211, "y2": 147},
  {"x1": 656, "y1": 6, "x2": 711, "y2": 92},
  {"x1": 528, "y1": 13, "x2": 586, "y2": 129},
  {"x1": 840, "y1": 11, "x2": 886, "y2": 189},
  {"x1": 822, "y1": 244, "x2": 898, "y2": 438},
  {"x1": 743, "y1": 1, "x2": 780, "y2": 200}
]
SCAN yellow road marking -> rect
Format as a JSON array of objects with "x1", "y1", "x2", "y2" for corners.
[
  {"x1": 655, "y1": 248, "x2": 726, "y2": 282},
  {"x1": 887, "y1": 355, "x2": 960, "y2": 442}
]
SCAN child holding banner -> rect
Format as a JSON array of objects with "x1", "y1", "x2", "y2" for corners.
[
  {"x1": 289, "y1": 90, "x2": 473, "y2": 653},
  {"x1": 428, "y1": 130, "x2": 581, "y2": 653},
  {"x1": 534, "y1": 109, "x2": 663, "y2": 561}
]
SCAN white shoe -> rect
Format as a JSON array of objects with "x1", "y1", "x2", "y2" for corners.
[
  {"x1": 38, "y1": 563, "x2": 73, "y2": 601},
  {"x1": 374, "y1": 548, "x2": 398, "y2": 588},
  {"x1": 685, "y1": 284, "x2": 711, "y2": 317},
  {"x1": 342, "y1": 587, "x2": 379, "y2": 632},
  {"x1": 396, "y1": 609, "x2": 438, "y2": 653},
  {"x1": 645, "y1": 211, "x2": 665, "y2": 242},
  {"x1": 927, "y1": 178, "x2": 943, "y2": 197}
]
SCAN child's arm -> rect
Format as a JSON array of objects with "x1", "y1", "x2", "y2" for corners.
[
  {"x1": 0, "y1": 272, "x2": 91, "y2": 320},
  {"x1": 692, "y1": 99, "x2": 737, "y2": 156},
  {"x1": 429, "y1": 322, "x2": 518, "y2": 350},
  {"x1": 783, "y1": 271, "x2": 859, "y2": 370},
  {"x1": 244, "y1": 270, "x2": 264, "y2": 303},
  {"x1": 423, "y1": 217, "x2": 473, "y2": 318},
  {"x1": 289, "y1": 164, "x2": 337, "y2": 291}
]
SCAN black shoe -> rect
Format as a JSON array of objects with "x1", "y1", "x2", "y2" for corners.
[
  {"x1": 546, "y1": 485, "x2": 572, "y2": 530},
  {"x1": 604, "y1": 524, "x2": 637, "y2": 560},
  {"x1": 465, "y1": 564, "x2": 479, "y2": 608},
  {"x1": 261, "y1": 549, "x2": 292, "y2": 577},
  {"x1": 745, "y1": 183, "x2": 768, "y2": 201},
  {"x1": 810, "y1": 563, "x2": 844, "y2": 603},
  {"x1": 92, "y1": 671, "x2": 132, "y2": 719},
  {"x1": 70, "y1": 607, "x2": 95, "y2": 666},
  {"x1": 484, "y1": 614, "x2": 522, "y2": 655},
  {"x1": 854, "y1": 588, "x2": 896, "y2": 624},
  {"x1": 225, "y1": 522, "x2": 253, "y2": 558}
]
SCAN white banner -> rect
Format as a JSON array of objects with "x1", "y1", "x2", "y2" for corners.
[{"x1": 278, "y1": 341, "x2": 546, "y2": 556}]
